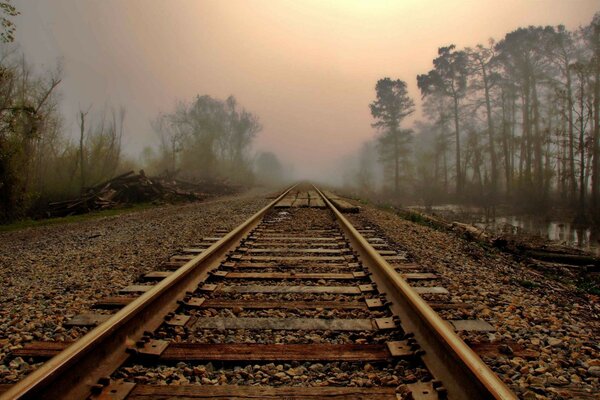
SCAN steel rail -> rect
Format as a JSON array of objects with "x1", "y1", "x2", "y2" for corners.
[
  {"x1": 1, "y1": 185, "x2": 296, "y2": 400},
  {"x1": 315, "y1": 186, "x2": 517, "y2": 400}
]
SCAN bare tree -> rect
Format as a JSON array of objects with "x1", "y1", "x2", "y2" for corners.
[
  {"x1": 77, "y1": 106, "x2": 91, "y2": 191},
  {"x1": 151, "y1": 94, "x2": 261, "y2": 184}
]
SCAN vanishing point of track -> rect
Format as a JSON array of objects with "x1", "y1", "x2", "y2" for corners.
[{"x1": 1, "y1": 185, "x2": 517, "y2": 400}]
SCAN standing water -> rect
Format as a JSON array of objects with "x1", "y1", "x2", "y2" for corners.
[{"x1": 407, "y1": 205, "x2": 600, "y2": 256}]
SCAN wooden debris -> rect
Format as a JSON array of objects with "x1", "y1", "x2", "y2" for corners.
[{"x1": 45, "y1": 170, "x2": 238, "y2": 218}]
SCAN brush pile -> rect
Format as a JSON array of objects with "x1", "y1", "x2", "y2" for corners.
[{"x1": 45, "y1": 170, "x2": 236, "y2": 218}]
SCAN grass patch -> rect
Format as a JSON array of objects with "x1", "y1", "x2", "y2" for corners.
[
  {"x1": 0, "y1": 202, "x2": 159, "y2": 233},
  {"x1": 399, "y1": 209, "x2": 449, "y2": 232},
  {"x1": 516, "y1": 279, "x2": 540, "y2": 289},
  {"x1": 404, "y1": 211, "x2": 427, "y2": 224},
  {"x1": 576, "y1": 278, "x2": 600, "y2": 295}
]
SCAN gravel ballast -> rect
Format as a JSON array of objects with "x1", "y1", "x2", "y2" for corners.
[
  {"x1": 350, "y1": 205, "x2": 600, "y2": 399},
  {"x1": 0, "y1": 192, "x2": 270, "y2": 382},
  {"x1": 3, "y1": 189, "x2": 598, "y2": 399}
]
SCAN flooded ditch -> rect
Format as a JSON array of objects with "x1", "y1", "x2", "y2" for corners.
[{"x1": 406, "y1": 204, "x2": 600, "y2": 256}]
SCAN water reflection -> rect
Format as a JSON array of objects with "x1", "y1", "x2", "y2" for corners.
[
  {"x1": 407, "y1": 205, "x2": 599, "y2": 255},
  {"x1": 473, "y1": 217, "x2": 598, "y2": 255}
]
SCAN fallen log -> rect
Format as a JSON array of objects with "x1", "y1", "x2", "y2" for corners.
[
  {"x1": 451, "y1": 221, "x2": 489, "y2": 240},
  {"x1": 524, "y1": 250, "x2": 599, "y2": 267},
  {"x1": 401, "y1": 209, "x2": 600, "y2": 268}
]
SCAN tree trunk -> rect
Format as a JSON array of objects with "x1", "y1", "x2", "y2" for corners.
[
  {"x1": 453, "y1": 96, "x2": 461, "y2": 195},
  {"x1": 443, "y1": 144, "x2": 448, "y2": 194},
  {"x1": 579, "y1": 80, "x2": 586, "y2": 217},
  {"x1": 501, "y1": 93, "x2": 511, "y2": 197},
  {"x1": 560, "y1": 97, "x2": 568, "y2": 202},
  {"x1": 523, "y1": 81, "x2": 532, "y2": 185},
  {"x1": 171, "y1": 139, "x2": 177, "y2": 175},
  {"x1": 508, "y1": 92, "x2": 517, "y2": 197},
  {"x1": 394, "y1": 131, "x2": 399, "y2": 194},
  {"x1": 544, "y1": 114, "x2": 552, "y2": 201},
  {"x1": 591, "y1": 33, "x2": 600, "y2": 220},
  {"x1": 79, "y1": 111, "x2": 86, "y2": 192},
  {"x1": 531, "y1": 77, "x2": 544, "y2": 199},
  {"x1": 441, "y1": 109, "x2": 449, "y2": 194},
  {"x1": 481, "y1": 62, "x2": 497, "y2": 199},
  {"x1": 566, "y1": 69, "x2": 578, "y2": 205}
]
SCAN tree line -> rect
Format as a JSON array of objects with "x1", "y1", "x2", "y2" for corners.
[
  {"x1": 145, "y1": 95, "x2": 261, "y2": 184},
  {"x1": 143, "y1": 94, "x2": 291, "y2": 186},
  {"x1": 353, "y1": 12, "x2": 600, "y2": 222},
  {"x1": 0, "y1": 54, "x2": 279, "y2": 222},
  {"x1": 0, "y1": 46, "x2": 145, "y2": 222},
  {"x1": 0, "y1": 2, "x2": 287, "y2": 223}
]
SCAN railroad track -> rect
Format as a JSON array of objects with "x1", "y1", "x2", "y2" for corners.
[{"x1": 1, "y1": 185, "x2": 517, "y2": 399}]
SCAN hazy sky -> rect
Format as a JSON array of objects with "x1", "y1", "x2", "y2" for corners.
[{"x1": 13, "y1": 0, "x2": 600, "y2": 178}]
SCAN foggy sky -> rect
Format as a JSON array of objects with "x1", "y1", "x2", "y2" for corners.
[{"x1": 13, "y1": 0, "x2": 599, "y2": 179}]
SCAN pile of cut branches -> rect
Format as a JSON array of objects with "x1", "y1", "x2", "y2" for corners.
[{"x1": 46, "y1": 171, "x2": 205, "y2": 217}]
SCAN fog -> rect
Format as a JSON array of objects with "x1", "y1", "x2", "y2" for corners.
[{"x1": 13, "y1": 0, "x2": 598, "y2": 180}]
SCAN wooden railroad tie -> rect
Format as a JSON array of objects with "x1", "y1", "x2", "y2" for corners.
[
  {"x1": 92, "y1": 296, "x2": 469, "y2": 311},
  {"x1": 13, "y1": 341, "x2": 415, "y2": 362}
]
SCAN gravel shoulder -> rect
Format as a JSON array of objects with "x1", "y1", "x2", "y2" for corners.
[
  {"x1": 0, "y1": 190, "x2": 271, "y2": 382},
  {"x1": 351, "y1": 204, "x2": 600, "y2": 399},
  {"x1": 2, "y1": 189, "x2": 599, "y2": 398}
]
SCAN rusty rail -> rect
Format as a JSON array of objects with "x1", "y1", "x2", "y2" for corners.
[
  {"x1": 4, "y1": 184, "x2": 518, "y2": 400},
  {"x1": 315, "y1": 186, "x2": 517, "y2": 400},
  {"x1": 1, "y1": 185, "x2": 296, "y2": 400}
]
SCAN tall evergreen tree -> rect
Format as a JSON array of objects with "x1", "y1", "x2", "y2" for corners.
[
  {"x1": 418, "y1": 45, "x2": 469, "y2": 195},
  {"x1": 369, "y1": 78, "x2": 415, "y2": 193}
]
